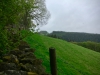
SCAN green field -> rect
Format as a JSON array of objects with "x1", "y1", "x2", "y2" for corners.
[{"x1": 24, "y1": 33, "x2": 100, "y2": 75}]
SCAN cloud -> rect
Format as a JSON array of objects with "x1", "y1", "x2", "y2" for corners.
[{"x1": 40, "y1": 0, "x2": 100, "y2": 34}]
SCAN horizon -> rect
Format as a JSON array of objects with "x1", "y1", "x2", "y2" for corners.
[{"x1": 39, "y1": 30, "x2": 100, "y2": 34}]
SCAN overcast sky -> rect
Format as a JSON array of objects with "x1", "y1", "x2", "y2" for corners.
[{"x1": 40, "y1": 0, "x2": 100, "y2": 34}]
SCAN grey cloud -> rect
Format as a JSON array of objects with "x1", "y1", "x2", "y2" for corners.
[{"x1": 40, "y1": 0, "x2": 100, "y2": 34}]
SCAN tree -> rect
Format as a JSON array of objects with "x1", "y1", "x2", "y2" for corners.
[
  {"x1": 32, "y1": 0, "x2": 50, "y2": 25},
  {"x1": 0, "y1": 0, "x2": 50, "y2": 54},
  {"x1": 19, "y1": 0, "x2": 50, "y2": 30}
]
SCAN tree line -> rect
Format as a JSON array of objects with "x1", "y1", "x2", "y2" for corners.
[{"x1": 48, "y1": 31, "x2": 100, "y2": 42}]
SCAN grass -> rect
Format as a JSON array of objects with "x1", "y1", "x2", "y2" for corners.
[{"x1": 24, "y1": 33, "x2": 100, "y2": 75}]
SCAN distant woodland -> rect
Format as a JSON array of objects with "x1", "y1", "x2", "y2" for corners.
[{"x1": 47, "y1": 31, "x2": 100, "y2": 42}]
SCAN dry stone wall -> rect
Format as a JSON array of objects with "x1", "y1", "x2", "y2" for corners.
[{"x1": 0, "y1": 41, "x2": 50, "y2": 75}]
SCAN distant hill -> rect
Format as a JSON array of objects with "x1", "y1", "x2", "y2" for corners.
[
  {"x1": 48, "y1": 31, "x2": 100, "y2": 42},
  {"x1": 24, "y1": 32, "x2": 100, "y2": 75}
]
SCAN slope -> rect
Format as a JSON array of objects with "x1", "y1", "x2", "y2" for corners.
[{"x1": 24, "y1": 33, "x2": 100, "y2": 75}]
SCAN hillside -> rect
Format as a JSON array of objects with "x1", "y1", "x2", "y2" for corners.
[
  {"x1": 48, "y1": 31, "x2": 100, "y2": 42},
  {"x1": 24, "y1": 33, "x2": 100, "y2": 75}
]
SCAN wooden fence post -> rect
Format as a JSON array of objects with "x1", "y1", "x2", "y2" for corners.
[{"x1": 49, "y1": 47, "x2": 57, "y2": 75}]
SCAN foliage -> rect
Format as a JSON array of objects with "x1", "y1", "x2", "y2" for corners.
[
  {"x1": 48, "y1": 31, "x2": 100, "y2": 42},
  {"x1": 73, "y1": 41, "x2": 100, "y2": 52},
  {"x1": 0, "y1": 0, "x2": 50, "y2": 54},
  {"x1": 0, "y1": 59, "x2": 3, "y2": 62},
  {"x1": 0, "y1": 31, "x2": 8, "y2": 56},
  {"x1": 32, "y1": 0, "x2": 50, "y2": 26},
  {"x1": 24, "y1": 32, "x2": 100, "y2": 75}
]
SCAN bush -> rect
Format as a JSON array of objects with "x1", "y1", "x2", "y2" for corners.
[{"x1": 73, "y1": 41, "x2": 100, "y2": 52}]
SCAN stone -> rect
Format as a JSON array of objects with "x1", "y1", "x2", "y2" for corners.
[
  {"x1": 32, "y1": 65, "x2": 45, "y2": 75},
  {"x1": 20, "y1": 58, "x2": 42, "y2": 65},
  {"x1": 4, "y1": 70, "x2": 21, "y2": 75},
  {"x1": 0, "y1": 41, "x2": 51, "y2": 75},
  {"x1": 19, "y1": 41, "x2": 30, "y2": 50},
  {"x1": 4, "y1": 70, "x2": 27, "y2": 75},
  {"x1": 3, "y1": 54, "x2": 19, "y2": 64},
  {"x1": 24, "y1": 48, "x2": 35, "y2": 53},
  {"x1": 28, "y1": 72, "x2": 38, "y2": 75},
  {"x1": 9, "y1": 50, "x2": 22, "y2": 57},
  {"x1": 0, "y1": 62, "x2": 17, "y2": 71},
  {"x1": 19, "y1": 52, "x2": 36, "y2": 59},
  {"x1": 3, "y1": 55, "x2": 11, "y2": 62},
  {"x1": 0, "y1": 71, "x2": 4, "y2": 75},
  {"x1": 19, "y1": 63, "x2": 46, "y2": 74},
  {"x1": 20, "y1": 63, "x2": 36, "y2": 72},
  {"x1": 20, "y1": 70, "x2": 28, "y2": 75}
]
